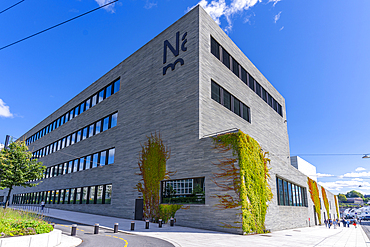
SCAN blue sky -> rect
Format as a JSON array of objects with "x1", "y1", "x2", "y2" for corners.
[{"x1": 1, "y1": 0, "x2": 370, "y2": 195}]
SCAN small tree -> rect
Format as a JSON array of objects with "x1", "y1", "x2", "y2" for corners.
[
  {"x1": 338, "y1": 193, "x2": 347, "y2": 202},
  {"x1": 0, "y1": 141, "x2": 45, "y2": 208}
]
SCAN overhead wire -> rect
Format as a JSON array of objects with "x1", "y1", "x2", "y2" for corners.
[
  {"x1": 0, "y1": 0, "x2": 119, "y2": 51},
  {"x1": 0, "y1": 0, "x2": 25, "y2": 15}
]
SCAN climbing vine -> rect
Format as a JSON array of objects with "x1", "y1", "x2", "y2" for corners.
[
  {"x1": 212, "y1": 131, "x2": 273, "y2": 234},
  {"x1": 307, "y1": 177, "x2": 321, "y2": 224},
  {"x1": 334, "y1": 195, "x2": 340, "y2": 219},
  {"x1": 136, "y1": 132, "x2": 173, "y2": 221},
  {"x1": 321, "y1": 187, "x2": 330, "y2": 219}
]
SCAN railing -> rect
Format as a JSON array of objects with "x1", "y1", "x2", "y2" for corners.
[{"x1": 11, "y1": 205, "x2": 50, "y2": 214}]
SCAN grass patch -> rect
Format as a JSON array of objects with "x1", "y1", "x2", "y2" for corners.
[{"x1": 0, "y1": 208, "x2": 53, "y2": 238}]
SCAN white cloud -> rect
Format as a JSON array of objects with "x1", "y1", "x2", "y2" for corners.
[
  {"x1": 352, "y1": 178, "x2": 364, "y2": 182},
  {"x1": 144, "y1": 1, "x2": 157, "y2": 9},
  {"x1": 0, "y1": 99, "x2": 13, "y2": 118},
  {"x1": 94, "y1": 0, "x2": 116, "y2": 13},
  {"x1": 318, "y1": 180, "x2": 370, "y2": 191},
  {"x1": 274, "y1": 11, "x2": 282, "y2": 23},
  {"x1": 341, "y1": 171, "x2": 370, "y2": 178},
  {"x1": 191, "y1": 0, "x2": 275, "y2": 31},
  {"x1": 268, "y1": 0, "x2": 281, "y2": 7},
  {"x1": 356, "y1": 167, "x2": 366, "y2": 172},
  {"x1": 316, "y1": 173, "x2": 334, "y2": 178}
]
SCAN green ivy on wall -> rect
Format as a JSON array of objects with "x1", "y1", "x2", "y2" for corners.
[
  {"x1": 321, "y1": 187, "x2": 330, "y2": 219},
  {"x1": 212, "y1": 130, "x2": 273, "y2": 234},
  {"x1": 136, "y1": 132, "x2": 172, "y2": 221},
  {"x1": 308, "y1": 177, "x2": 321, "y2": 224}
]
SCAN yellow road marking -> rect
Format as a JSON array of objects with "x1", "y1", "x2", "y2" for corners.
[
  {"x1": 124, "y1": 239, "x2": 128, "y2": 247},
  {"x1": 113, "y1": 236, "x2": 119, "y2": 238}
]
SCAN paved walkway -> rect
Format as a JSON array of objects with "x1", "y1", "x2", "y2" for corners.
[{"x1": 11, "y1": 206, "x2": 370, "y2": 247}]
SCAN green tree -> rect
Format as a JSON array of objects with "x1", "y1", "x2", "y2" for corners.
[
  {"x1": 337, "y1": 193, "x2": 347, "y2": 202},
  {"x1": 346, "y1": 190, "x2": 364, "y2": 199},
  {"x1": 0, "y1": 141, "x2": 45, "y2": 208}
]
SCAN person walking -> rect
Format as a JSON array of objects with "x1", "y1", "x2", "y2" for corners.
[
  {"x1": 328, "y1": 219, "x2": 332, "y2": 229},
  {"x1": 324, "y1": 219, "x2": 328, "y2": 228},
  {"x1": 333, "y1": 219, "x2": 337, "y2": 229},
  {"x1": 354, "y1": 220, "x2": 357, "y2": 228},
  {"x1": 337, "y1": 219, "x2": 340, "y2": 227},
  {"x1": 40, "y1": 200, "x2": 45, "y2": 211}
]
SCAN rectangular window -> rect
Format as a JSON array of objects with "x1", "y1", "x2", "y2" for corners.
[
  {"x1": 242, "y1": 105, "x2": 250, "y2": 122},
  {"x1": 106, "y1": 85, "x2": 112, "y2": 98},
  {"x1": 68, "y1": 161, "x2": 73, "y2": 173},
  {"x1": 82, "y1": 187, "x2": 88, "y2": 204},
  {"x1": 89, "y1": 186, "x2": 96, "y2": 204},
  {"x1": 232, "y1": 58, "x2": 239, "y2": 77},
  {"x1": 76, "y1": 130, "x2": 81, "y2": 143},
  {"x1": 76, "y1": 188, "x2": 81, "y2": 204},
  {"x1": 70, "y1": 188, "x2": 75, "y2": 204},
  {"x1": 283, "y1": 180, "x2": 289, "y2": 206},
  {"x1": 92, "y1": 153, "x2": 99, "y2": 168},
  {"x1": 89, "y1": 124, "x2": 95, "y2": 137},
  {"x1": 262, "y1": 88, "x2": 268, "y2": 102},
  {"x1": 57, "y1": 140, "x2": 61, "y2": 151},
  {"x1": 211, "y1": 37, "x2": 220, "y2": 59},
  {"x1": 74, "y1": 106, "x2": 79, "y2": 117},
  {"x1": 277, "y1": 103, "x2": 283, "y2": 116},
  {"x1": 113, "y1": 79, "x2": 120, "y2": 94},
  {"x1": 60, "y1": 116, "x2": 65, "y2": 126},
  {"x1": 233, "y1": 98, "x2": 240, "y2": 116},
  {"x1": 82, "y1": 127, "x2": 88, "y2": 140},
  {"x1": 53, "y1": 166, "x2": 58, "y2": 177},
  {"x1": 63, "y1": 162, "x2": 68, "y2": 175},
  {"x1": 85, "y1": 98, "x2": 91, "y2": 111},
  {"x1": 69, "y1": 109, "x2": 74, "y2": 120},
  {"x1": 80, "y1": 102, "x2": 85, "y2": 114},
  {"x1": 223, "y1": 90, "x2": 231, "y2": 110},
  {"x1": 50, "y1": 191, "x2": 55, "y2": 204},
  {"x1": 79, "y1": 158, "x2": 85, "y2": 171},
  {"x1": 54, "y1": 190, "x2": 60, "y2": 204},
  {"x1": 59, "y1": 189, "x2": 64, "y2": 204},
  {"x1": 268, "y1": 93, "x2": 273, "y2": 107},
  {"x1": 102, "y1": 117, "x2": 109, "y2": 131},
  {"x1": 58, "y1": 164, "x2": 63, "y2": 176},
  {"x1": 66, "y1": 135, "x2": 70, "y2": 147},
  {"x1": 105, "y1": 185, "x2": 112, "y2": 204},
  {"x1": 211, "y1": 81, "x2": 220, "y2": 103},
  {"x1": 70, "y1": 133, "x2": 76, "y2": 145},
  {"x1": 64, "y1": 189, "x2": 69, "y2": 204},
  {"x1": 222, "y1": 49, "x2": 230, "y2": 69},
  {"x1": 100, "y1": 150, "x2": 107, "y2": 166},
  {"x1": 108, "y1": 148, "x2": 115, "y2": 165},
  {"x1": 95, "y1": 120, "x2": 101, "y2": 134},
  {"x1": 255, "y1": 82, "x2": 262, "y2": 97},
  {"x1": 278, "y1": 178, "x2": 284, "y2": 205},
  {"x1": 97, "y1": 185, "x2": 103, "y2": 204},
  {"x1": 65, "y1": 113, "x2": 69, "y2": 123},
  {"x1": 61, "y1": 138, "x2": 65, "y2": 149},
  {"x1": 248, "y1": 75, "x2": 255, "y2": 91},
  {"x1": 85, "y1": 155, "x2": 91, "y2": 169},
  {"x1": 91, "y1": 94, "x2": 97, "y2": 107},
  {"x1": 73, "y1": 159, "x2": 79, "y2": 172},
  {"x1": 288, "y1": 182, "x2": 293, "y2": 206},
  {"x1": 98, "y1": 89, "x2": 105, "y2": 103},
  {"x1": 111, "y1": 113, "x2": 117, "y2": 128}
]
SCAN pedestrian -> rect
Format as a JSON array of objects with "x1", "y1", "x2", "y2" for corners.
[
  {"x1": 40, "y1": 200, "x2": 45, "y2": 211},
  {"x1": 354, "y1": 220, "x2": 357, "y2": 228},
  {"x1": 347, "y1": 220, "x2": 350, "y2": 228},
  {"x1": 337, "y1": 219, "x2": 340, "y2": 227},
  {"x1": 333, "y1": 219, "x2": 337, "y2": 229},
  {"x1": 328, "y1": 219, "x2": 332, "y2": 229},
  {"x1": 324, "y1": 219, "x2": 328, "y2": 228}
]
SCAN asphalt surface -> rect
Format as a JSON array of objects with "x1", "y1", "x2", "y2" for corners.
[{"x1": 48, "y1": 217, "x2": 175, "y2": 247}]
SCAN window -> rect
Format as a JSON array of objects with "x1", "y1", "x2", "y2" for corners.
[
  {"x1": 71, "y1": 133, "x2": 76, "y2": 145},
  {"x1": 68, "y1": 161, "x2": 73, "y2": 174},
  {"x1": 232, "y1": 58, "x2": 239, "y2": 77},
  {"x1": 255, "y1": 82, "x2": 262, "y2": 97},
  {"x1": 66, "y1": 135, "x2": 70, "y2": 147},
  {"x1": 95, "y1": 121, "x2": 101, "y2": 135},
  {"x1": 76, "y1": 130, "x2": 81, "y2": 143},
  {"x1": 222, "y1": 49, "x2": 230, "y2": 69},
  {"x1": 89, "y1": 186, "x2": 96, "y2": 204},
  {"x1": 82, "y1": 187, "x2": 88, "y2": 204},
  {"x1": 223, "y1": 90, "x2": 231, "y2": 110},
  {"x1": 105, "y1": 185, "x2": 112, "y2": 204},
  {"x1": 82, "y1": 127, "x2": 88, "y2": 140},
  {"x1": 79, "y1": 158, "x2": 85, "y2": 170},
  {"x1": 91, "y1": 94, "x2": 97, "y2": 107},
  {"x1": 76, "y1": 188, "x2": 82, "y2": 204},
  {"x1": 97, "y1": 185, "x2": 103, "y2": 204},
  {"x1": 69, "y1": 109, "x2": 74, "y2": 120},
  {"x1": 211, "y1": 37, "x2": 220, "y2": 59},
  {"x1": 242, "y1": 105, "x2": 250, "y2": 122},
  {"x1": 234, "y1": 98, "x2": 240, "y2": 116},
  {"x1": 276, "y1": 177, "x2": 307, "y2": 207},
  {"x1": 211, "y1": 81, "x2": 220, "y2": 103},
  {"x1": 92, "y1": 153, "x2": 99, "y2": 168},
  {"x1": 74, "y1": 106, "x2": 79, "y2": 117},
  {"x1": 70, "y1": 188, "x2": 75, "y2": 204},
  {"x1": 102, "y1": 117, "x2": 109, "y2": 131},
  {"x1": 108, "y1": 148, "x2": 115, "y2": 165},
  {"x1": 80, "y1": 102, "x2": 85, "y2": 114},
  {"x1": 59, "y1": 190, "x2": 64, "y2": 204},
  {"x1": 89, "y1": 124, "x2": 95, "y2": 138},
  {"x1": 113, "y1": 80, "x2": 120, "y2": 94},
  {"x1": 85, "y1": 155, "x2": 91, "y2": 169},
  {"x1": 161, "y1": 177, "x2": 205, "y2": 204},
  {"x1": 248, "y1": 75, "x2": 255, "y2": 91},
  {"x1": 100, "y1": 151, "x2": 107, "y2": 166},
  {"x1": 58, "y1": 164, "x2": 63, "y2": 176},
  {"x1": 63, "y1": 162, "x2": 68, "y2": 175},
  {"x1": 73, "y1": 159, "x2": 79, "y2": 172},
  {"x1": 85, "y1": 98, "x2": 91, "y2": 111},
  {"x1": 61, "y1": 138, "x2": 65, "y2": 149},
  {"x1": 106, "y1": 85, "x2": 112, "y2": 98},
  {"x1": 64, "y1": 189, "x2": 70, "y2": 204},
  {"x1": 111, "y1": 113, "x2": 117, "y2": 128},
  {"x1": 98, "y1": 89, "x2": 105, "y2": 104}
]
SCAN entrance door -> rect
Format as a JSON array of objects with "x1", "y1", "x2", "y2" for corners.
[{"x1": 134, "y1": 199, "x2": 143, "y2": 220}]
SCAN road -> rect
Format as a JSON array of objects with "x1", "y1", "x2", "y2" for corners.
[{"x1": 49, "y1": 218, "x2": 175, "y2": 247}]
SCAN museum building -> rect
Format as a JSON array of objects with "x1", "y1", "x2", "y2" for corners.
[{"x1": 1, "y1": 6, "x2": 338, "y2": 234}]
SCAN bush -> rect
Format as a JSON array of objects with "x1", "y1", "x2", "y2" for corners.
[
  {"x1": 0, "y1": 208, "x2": 53, "y2": 238},
  {"x1": 159, "y1": 204, "x2": 182, "y2": 223}
]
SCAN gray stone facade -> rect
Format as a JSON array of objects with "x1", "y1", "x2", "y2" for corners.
[{"x1": 1, "y1": 6, "x2": 338, "y2": 234}]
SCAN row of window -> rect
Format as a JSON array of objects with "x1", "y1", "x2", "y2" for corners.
[
  {"x1": 161, "y1": 177, "x2": 205, "y2": 204},
  {"x1": 32, "y1": 112, "x2": 118, "y2": 159},
  {"x1": 42, "y1": 148, "x2": 115, "y2": 180},
  {"x1": 26, "y1": 79, "x2": 120, "y2": 146},
  {"x1": 211, "y1": 80, "x2": 251, "y2": 123},
  {"x1": 12, "y1": 184, "x2": 112, "y2": 205},
  {"x1": 211, "y1": 37, "x2": 283, "y2": 117},
  {"x1": 276, "y1": 177, "x2": 308, "y2": 207}
]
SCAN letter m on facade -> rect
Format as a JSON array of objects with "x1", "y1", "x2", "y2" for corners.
[{"x1": 163, "y1": 31, "x2": 180, "y2": 64}]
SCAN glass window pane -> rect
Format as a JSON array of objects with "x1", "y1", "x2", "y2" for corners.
[
  {"x1": 79, "y1": 158, "x2": 85, "y2": 170},
  {"x1": 80, "y1": 102, "x2": 85, "y2": 114},
  {"x1": 211, "y1": 37, "x2": 220, "y2": 59},
  {"x1": 82, "y1": 187, "x2": 88, "y2": 204},
  {"x1": 65, "y1": 113, "x2": 69, "y2": 123},
  {"x1": 223, "y1": 90, "x2": 231, "y2": 110},
  {"x1": 100, "y1": 151, "x2": 107, "y2": 166},
  {"x1": 66, "y1": 135, "x2": 70, "y2": 147},
  {"x1": 211, "y1": 81, "x2": 220, "y2": 103},
  {"x1": 103, "y1": 117, "x2": 109, "y2": 131},
  {"x1": 97, "y1": 185, "x2": 103, "y2": 204},
  {"x1": 105, "y1": 185, "x2": 112, "y2": 204},
  {"x1": 108, "y1": 148, "x2": 115, "y2": 165},
  {"x1": 91, "y1": 94, "x2": 97, "y2": 107},
  {"x1": 249, "y1": 74, "x2": 255, "y2": 91},
  {"x1": 111, "y1": 113, "x2": 117, "y2": 128},
  {"x1": 74, "y1": 106, "x2": 79, "y2": 117},
  {"x1": 95, "y1": 121, "x2": 101, "y2": 134},
  {"x1": 242, "y1": 104, "x2": 250, "y2": 122},
  {"x1": 73, "y1": 159, "x2": 79, "y2": 172},
  {"x1": 89, "y1": 186, "x2": 96, "y2": 204},
  {"x1": 85, "y1": 155, "x2": 91, "y2": 169},
  {"x1": 222, "y1": 49, "x2": 230, "y2": 69},
  {"x1": 288, "y1": 183, "x2": 293, "y2": 206},
  {"x1": 70, "y1": 188, "x2": 75, "y2": 204},
  {"x1": 71, "y1": 133, "x2": 76, "y2": 145},
  {"x1": 63, "y1": 162, "x2": 68, "y2": 175},
  {"x1": 76, "y1": 188, "x2": 81, "y2": 204},
  {"x1": 106, "y1": 85, "x2": 112, "y2": 98},
  {"x1": 64, "y1": 189, "x2": 69, "y2": 204},
  {"x1": 82, "y1": 127, "x2": 88, "y2": 140},
  {"x1": 58, "y1": 164, "x2": 63, "y2": 176},
  {"x1": 113, "y1": 80, "x2": 120, "y2": 94},
  {"x1": 98, "y1": 89, "x2": 105, "y2": 103},
  {"x1": 283, "y1": 181, "x2": 289, "y2": 206},
  {"x1": 92, "y1": 153, "x2": 99, "y2": 168},
  {"x1": 57, "y1": 140, "x2": 61, "y2": 151},
  {"x1": 69, "y1": 109, "x2": 74, "y2": 120},
  {"x1": 76, "y1": 130, "x2": 81, "y2": 143},
  {"x1": 68, "y1": 161, "x2": 73, "y2": 173},
  {"x1": 232, "y1": 58, "x2": 239, "y2": 77},
  {"x1": 60, "y1": 116, "x2": 64, "y2": 126},
  {"x1": 85, "y1": 98, "x2": 91, "y2": 111},
  {"x1": 89, "y1": 124, "x2": 95, "y2": 137},
  {"x1": 61, "y1": 138, "x2": 65, "y2": 149},
  {"x1": 59, "y1": 189, "x2": 64, "y2": 204},
  {"x1": 234, "y1": 98, "x2": 240, "y2": 116}
]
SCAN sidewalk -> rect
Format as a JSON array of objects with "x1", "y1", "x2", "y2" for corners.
[{"x1": 11, "y1": 206, "x2": 370, "y2": 247}]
